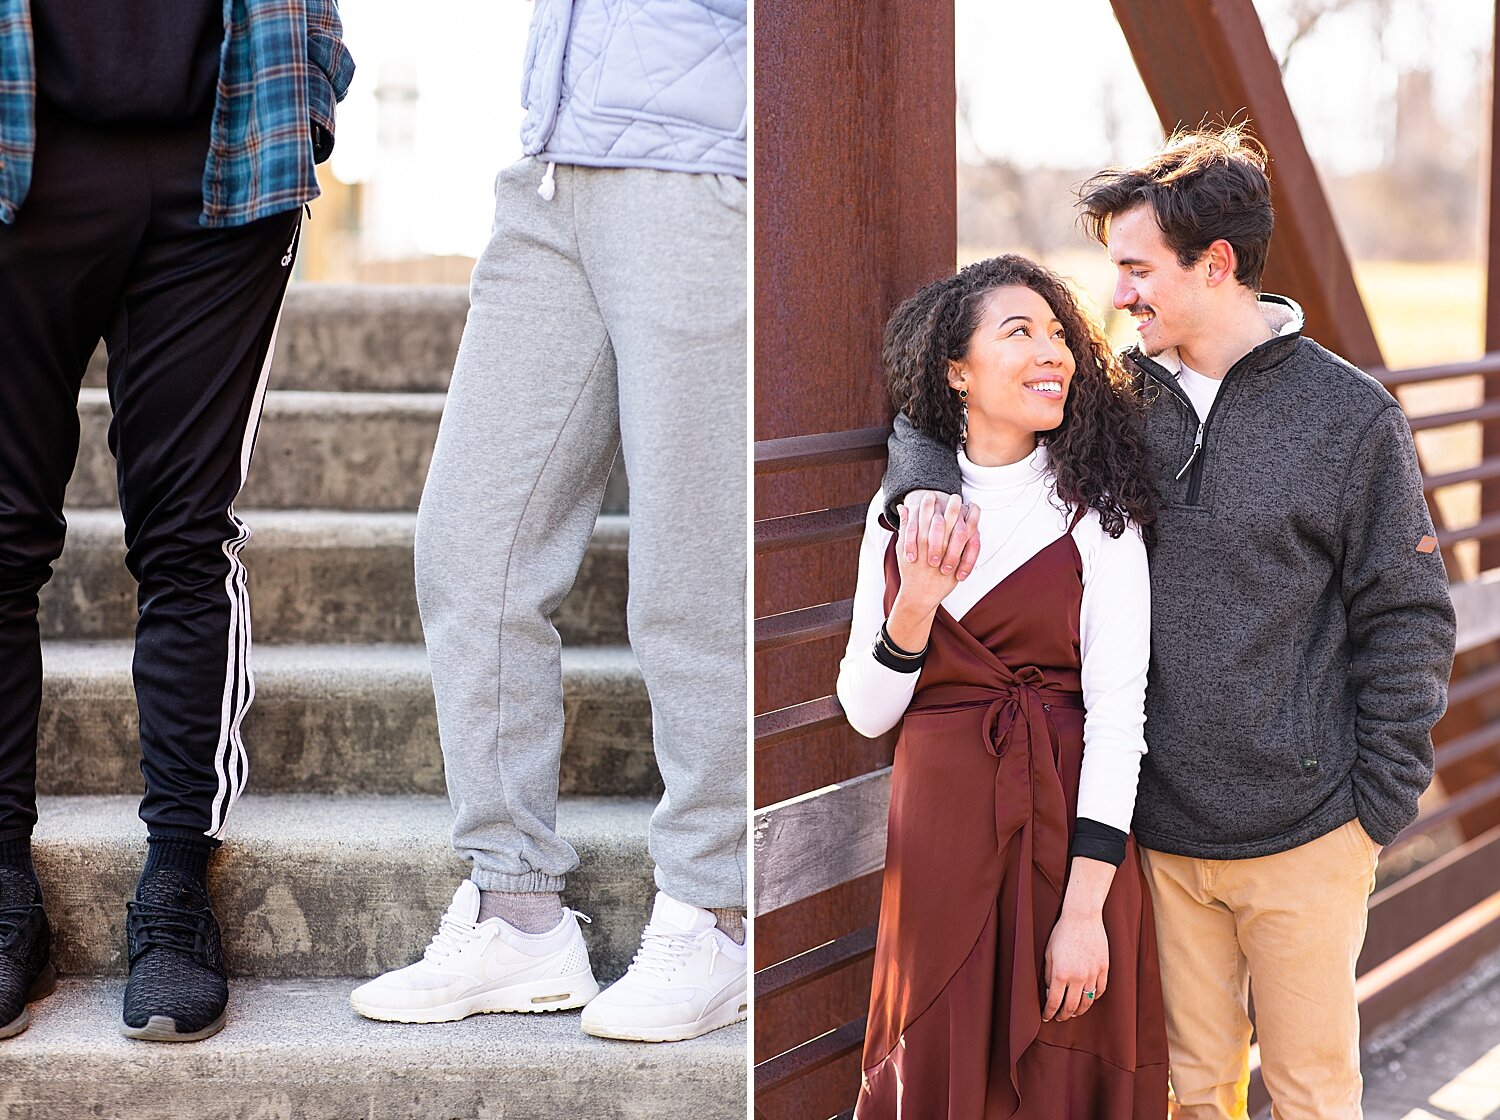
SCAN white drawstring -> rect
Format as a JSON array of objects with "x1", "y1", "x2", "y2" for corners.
[{"x1": 538, "y1": 161, "x2": 557, "y2": 201}]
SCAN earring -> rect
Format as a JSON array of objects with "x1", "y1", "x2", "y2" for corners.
[{"x1": 958, "y1": 388, "x2": 968, "y2": 445}]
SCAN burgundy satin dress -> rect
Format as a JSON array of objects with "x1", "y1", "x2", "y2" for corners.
[{"x1": 854, "y1": 513, "x2": 1169, "y2": 1119}]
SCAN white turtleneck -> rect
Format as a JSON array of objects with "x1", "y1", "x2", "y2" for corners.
[{"x1": 835, "y1": 445, "x2": 1151, "y2": 834}]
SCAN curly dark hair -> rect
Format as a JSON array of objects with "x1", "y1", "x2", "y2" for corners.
[{"x1": 882, "y1": 254, "x2": 1157, "y2": 541}]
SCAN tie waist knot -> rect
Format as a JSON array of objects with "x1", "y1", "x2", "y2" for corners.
[{"x1": 912, "y1": 671, "x2": 1080, "y2": 893}]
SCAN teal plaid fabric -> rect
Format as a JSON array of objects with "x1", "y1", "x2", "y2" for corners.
[{"x1": 0, "y1": 0, "x2": 354, "y2": 227}]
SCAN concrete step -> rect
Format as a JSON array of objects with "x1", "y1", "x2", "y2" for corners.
[
  {"x1": 40, "y1": 509, "x2": 629, "y2": 646},
  {"x1": 0, "y1": 978, "x2": 745, "y2": 1119},
  {"x1": 37, "y1": 642, "x2": 659, "y2": 798},
  {"x1": 69, "y1": 387, "x2": 631, "y2": 514},
  {"x1": 86, "y1": 283, "x2": 470, "y2": 394},
  {"x1": 33, "y1": 794, "x2": 658, "y2": 982}
]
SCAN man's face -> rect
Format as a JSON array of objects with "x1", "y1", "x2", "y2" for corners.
[{"x1": 1106, "y1": 203, "x2": 1207, "y2": 358}]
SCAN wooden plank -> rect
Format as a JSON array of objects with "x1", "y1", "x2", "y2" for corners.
[
  {"x1": 1360, "y1": 825, "x2": 1500, "y2": 972},
  {"x1": 756, "y1": 428, "x2": 889, "y2": 476},
  {"x1": 755, "y1": 696, "x2": 848, "y2": 752},
  {"x1": 756, "y1": 925, "x2": 879, "y2": 1003},
  {"x1": 755, "y1": 1016, "x2": 868, "y2": 1097},
  {"x1": 754, "y1": 768, "x2": 892, "y2": 916},
  {"x1": 755, "y1": 504, "x2": 868, "y2": 556},
  {"x1": 1108, "y1": 0, "x2": 1382, "y2": 368},
  {"x1": 756, "y1": 600, "x2": 855, "y2": 654}
]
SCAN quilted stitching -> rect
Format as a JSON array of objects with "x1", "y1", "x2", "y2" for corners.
[{"x1": 520, "y1": 0, "x2": 746, "y2": 178}]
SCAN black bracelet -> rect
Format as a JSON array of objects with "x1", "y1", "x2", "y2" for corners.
[{"x1": 872, "y1": 621, "x2": 928, "y2": 673}]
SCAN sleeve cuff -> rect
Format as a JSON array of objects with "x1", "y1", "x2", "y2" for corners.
[{"x1": 1070, "y1": 817, "x2": 1127, "y2": 867}]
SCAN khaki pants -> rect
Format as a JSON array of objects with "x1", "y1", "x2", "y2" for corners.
[{"x1": 1140, "y1": 819, "x2": 1380, "y2": 1120}]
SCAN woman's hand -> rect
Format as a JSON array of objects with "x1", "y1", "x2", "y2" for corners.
[
  {"x1": 889, "y1": 494, "x2": 978, "y2": 632},
  {"x1": 1042, "y1": 911, "x2": 1108, "y2": 1023},
  {"x1": 900, "y1": 490, "x2": 982, "y2": 580},
  {"x1": 1042, "y1": 856, "x2": 1115, "y2": 1022}
]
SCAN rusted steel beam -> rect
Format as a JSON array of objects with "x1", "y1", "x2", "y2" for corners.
[
  {"x1": 1489, "y1": 4, "x2": 1500, "y2": 350},
  {"x1": 755, "y1": 428, "x2": 890, "y2": 476},
  {"x1": 1438, "y1": 512, "x2": 1500, "y2": 550},
  {"x1": 1378, "y1": 353, "x2": 1500, "y2": 388},
  {"x1": 755, "y1": 505, "x2": 868, "y2": 556},
  {"x1": 1407, "y1": 399, "x2": 1500, "y2": 433},
  {"x1": 1425, "y1": 457, "x2": 1500, "y2": 494},
  {"x1": 756, "y1": 600, "x2": 855, "y2": 654},
  {"x1": 1433, "y1": 718, "x2": 1500, "y2": 771},
  {"x1": 755, "y1": 1, "x2": 955, "y2": 444},
  {"x1": 1389, "y1": 770, "x2": 1500, "y2": 846},
  {"x1": 1357, "y1": 890, "x2": 1500, "y2": 1034},
  {"x1": 756, "y1": 925, "x2": 879, "y2": 1004},
  {"x1": 1360, "y1": 824, "x2": 1500, "y2": 972},
  {"x1": 1108, "y1": 0, "x2": 1383, "y2": 369},
  {"x1": 1443, "y1": 661, "x2": 1500, "y2": 708},
  {"x1": 754, "y1": 696, "x2": 847, "y2": 751},
  {"x1": 1481, "y1": 5, "x2": 1500, "y2": 573},
  {"x1": 755, "y1": 1016, "x2": 868, "y2": 1097}
]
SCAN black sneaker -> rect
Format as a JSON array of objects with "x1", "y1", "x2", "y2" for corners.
[
  {"x1": 0, "y1": 866, "x2": 55, "y2": 1039},
  {"x1": 121, "y1": 868, "x2": 228, "y2": 1041}
]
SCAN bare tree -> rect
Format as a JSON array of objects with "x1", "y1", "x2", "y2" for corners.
[{"x1": 1274, "y1": 0, "x2": 1395, "y2": 69}]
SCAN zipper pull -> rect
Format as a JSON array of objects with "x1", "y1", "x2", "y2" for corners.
[{"x1": 1175, "y1": 421, "x2": 1205, "y2": 480}]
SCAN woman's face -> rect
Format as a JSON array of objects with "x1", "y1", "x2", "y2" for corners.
[{"x1": 947, "y1": 284, "x2": 1075, "y2": 459}]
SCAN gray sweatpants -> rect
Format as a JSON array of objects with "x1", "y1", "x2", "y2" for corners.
[{"x1": 414, "y1": 158, "x2": 747, "y2": 910}]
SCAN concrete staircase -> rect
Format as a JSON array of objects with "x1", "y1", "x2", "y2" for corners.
[{"x1": 0, "y1": 284, "x2": 746, "y2": 1118}]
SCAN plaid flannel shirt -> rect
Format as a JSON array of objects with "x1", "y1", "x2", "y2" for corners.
[{"x1": 0, "y1": 0, "x2": 354, "y2": 227}]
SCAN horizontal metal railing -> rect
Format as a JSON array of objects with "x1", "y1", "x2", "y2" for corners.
[{"x1": 754, "y1": 351, "x2": 1500, "y2": 1114}]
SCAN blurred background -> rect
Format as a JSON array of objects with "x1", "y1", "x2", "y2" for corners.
[
  {"x1": 752, "y1": 4, "x2": 1500, "y2": 1116},
  {"x1": 949, "y1": 0, "x2": 1492, "y2": 571},
  {"x1": 297, "y1": 0, "x2": 533, "y2": 284},
  {"x1": 315, "y1": 1, "x2": 1493, "y2": 569}
]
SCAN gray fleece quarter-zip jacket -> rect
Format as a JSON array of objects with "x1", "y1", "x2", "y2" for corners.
[{"x1": 881, "y1": 295, "x2": 1456, "y2": 859}]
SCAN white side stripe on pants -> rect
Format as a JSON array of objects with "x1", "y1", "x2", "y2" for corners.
[{"x1": 205, "y1": 284, "x2": 289, "y2": 840}]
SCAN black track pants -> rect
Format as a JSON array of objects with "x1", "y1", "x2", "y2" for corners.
[{"x1": 0, "y1": 102, "x2": 299, "y2": 844}]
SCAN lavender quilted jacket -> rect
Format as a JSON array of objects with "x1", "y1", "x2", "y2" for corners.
[{"x1": 520, "y1": 0, "x2": 746, "y2": 179}]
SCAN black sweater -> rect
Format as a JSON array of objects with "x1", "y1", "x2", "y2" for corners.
[
  {"x1": 33, "y1": 1, "x2": 224, "y2": 126},
  {"x1": 882, "y1": 295, "x2": 1457, "y2": 858}
]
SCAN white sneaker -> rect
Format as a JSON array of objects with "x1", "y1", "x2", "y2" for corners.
[
  {"x1": 580, "y1": 891, "x2": 747, "y2": 1043},
  {"x1": 349, "y1": 880, "x2": 599, "y2": 1023}
]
